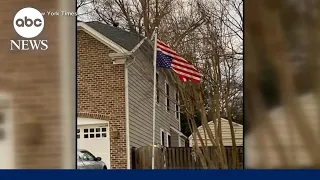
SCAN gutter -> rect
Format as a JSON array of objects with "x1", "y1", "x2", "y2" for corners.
[{"x1": 124, "y1": 60, "x2": 130, "y2": 169}]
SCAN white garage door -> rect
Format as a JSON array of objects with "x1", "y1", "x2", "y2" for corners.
[
  {"x1": 77, "y1": 118, "x2": 110, "y2": 168},
  {"x1": 0, "y1": 94, "x2": 14, "y2": 169}
]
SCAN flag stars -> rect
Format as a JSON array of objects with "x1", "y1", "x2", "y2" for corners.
[{"x1": 156, "y1": 51, "x2": 172, "y2": 68}]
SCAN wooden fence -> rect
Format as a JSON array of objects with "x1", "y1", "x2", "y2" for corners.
[{"x1": 131, "y1": 146, "x2": 243, "y2": 169}]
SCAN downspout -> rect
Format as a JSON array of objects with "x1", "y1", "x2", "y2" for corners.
[
  {"x1": 125, "y1": 38, "x2": 145, "y2": 169},
  {"x1": 112, "y1": 37, "x2": 145, "y2": 169},
  {"x1": 125, "y1": 59, "x2": 130, "y2": 169}
]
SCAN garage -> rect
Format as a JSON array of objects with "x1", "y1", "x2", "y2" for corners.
[{"x1": 77, "y1": 117, "x2": 111, "y2": 168}]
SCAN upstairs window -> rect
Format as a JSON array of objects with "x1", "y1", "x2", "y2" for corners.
[
  {"x1": 160, "y1": 129, "x2": 165, "y2": 146},
  {"x1": 167, "y1": 133, "x2": 171, "y2": 147},
  {"x1": 175, "y1": 91, "x2": 180, "y2": 119},
  {"x1": 165, "y1": 82, "x2": 170, "y2": 111}
]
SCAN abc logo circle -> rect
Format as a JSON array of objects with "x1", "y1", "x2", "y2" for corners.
[{"x1": 13, "y1": 7, "x2": 44, "y2": 39}]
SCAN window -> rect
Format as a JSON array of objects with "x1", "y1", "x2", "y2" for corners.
[
  {"x1": 160, "y1": 129, "x2": 165, "y2": 146},
  {"x1": 156, "y1": 73, "x2": 159, "y2": 103},
  {"x1": 165, "y1": 82, "x2": 170, "y2": 111},
  {"x1": 167, "y1": 133, "x2": 171, "y2": 147},
  {"x1": 82, "y1": 127, "x2": 107, "y2": 139},
  {"x1": 175, "y1": 91, "x2": 180, "y2": 119}
]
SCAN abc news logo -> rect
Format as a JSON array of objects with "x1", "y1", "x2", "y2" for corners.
[
  {"x1": 10, "y1": 7, "x2": 48, "y2": 51},
  {"x1": 16, "y1": 16, "x2": 43, "y2": 27}
]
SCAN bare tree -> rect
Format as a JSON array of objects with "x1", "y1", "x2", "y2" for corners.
[{"x1": 168, "y1": 0, "x2": 243, "y2": 169}]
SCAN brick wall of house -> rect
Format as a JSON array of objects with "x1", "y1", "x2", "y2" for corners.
[
  {"x1": 77, "y1": 30, "x2": 127, "y2": 169},
  {"x1": 0, "y1": 0, "x2": 64, "y2": 168}
]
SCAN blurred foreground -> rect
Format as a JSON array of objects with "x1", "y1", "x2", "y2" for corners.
[
  {"x1": 245, "y1": 0, "x2": 320, "y2": 168},
  {"x1": 0, "y1": 0, "x2": 75, "y2": 168}
]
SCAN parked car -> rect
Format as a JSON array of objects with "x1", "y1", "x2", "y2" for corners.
[{"x1": 77, "y1": 149, "x2": 107, "y2": 169}]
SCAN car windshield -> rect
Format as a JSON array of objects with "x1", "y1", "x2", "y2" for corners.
[{"x1": 78, "y1": 150, "x2": 96, "y2": 161}]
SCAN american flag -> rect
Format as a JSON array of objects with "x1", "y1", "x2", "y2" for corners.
[{"x1": 156, "y1": 40, "x2": 202, "y2": 83}]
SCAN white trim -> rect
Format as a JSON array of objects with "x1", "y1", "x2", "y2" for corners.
[
  {"x1": 189, "y1": 138, "x2": 193, "y2": 147},
  {"x1": 60, "y1": 0, "x2": 75, "y2": 169},
  {"x1": 77, "y1": 117, "x2": 108, "y2": 125},
  {"x1": 170, "y1": 126, "x2": 188, "y2": 139},
  {"x1": 130, "y1": 37, "x2": 147, "y2": 53},
  {"x1": 112, "y1": 58, "x2": 127, "y2": 65},
  {"x1": 77, "y1": 22, "x2": 129, "y2": 53},
  {"x1": 164, "y1": 80, "x2": 170, "y2": 112},
  {"x1": 109, "y1": 52, "x2": 132, "y2": 58},
  {"x1": 166, "y1": 132, "x2": 171, "y2": 147},
  {"x1": 160, "y1": 128, "x2": 165, "y2": 146},
  {"x1": 109, "y1": 52, "x2": 131, "y2": 65},
  {"x1": 125, "y1": 62, "x2": 130, "y2": 169},
  {"x1": 178, "y1": 136, "x2": 182, "y2": 147}
]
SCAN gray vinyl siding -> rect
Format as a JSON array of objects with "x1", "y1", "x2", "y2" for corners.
[
  {"x1": 180, "y1": 138, "x2": 186, "y2": 147},
  {"x1": 128, "y1": 43, "x2": 180, "y2": 148},
  {"x1": 170, "y1": 129, "x2": 180, "y2": 147}
]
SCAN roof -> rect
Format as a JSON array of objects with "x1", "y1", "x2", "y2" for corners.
[
  {"x1": 188, "y1": 118, "x2": 243, "y2": 147},
  {"x1": 84, "y1": 21, "x2": 144, "y2": 51}
]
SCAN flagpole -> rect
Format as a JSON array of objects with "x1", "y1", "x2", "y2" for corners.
[{"x1": 151, "y1": 27, "x2": 158, "y2": 170}]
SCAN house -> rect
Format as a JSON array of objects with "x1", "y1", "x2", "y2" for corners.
[
  {"x1": 188, "y1": 118, "x2": 243, "y2": 147},
  {"x1": 77, "y1": 21, "x2": 187, "y2": 169}
]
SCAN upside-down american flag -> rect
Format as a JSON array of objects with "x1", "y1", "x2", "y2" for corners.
[{"x1": 156, "y1": 40, "x2": 202, "y2": 83}]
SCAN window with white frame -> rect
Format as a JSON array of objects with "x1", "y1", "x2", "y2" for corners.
[
  {"x1": 165, "y1": 82, "x2": 170, "y2": 111},
  {"x1": 175, "y1": 90, "x2": 180, "y2": 119},
  {"x1": 160, "y1": 128, "x2": 165, "y2": 146},
  {"x1": 167, "y1": 132, "x2": 171, "y2": 147},
  {"x1": 156, "y1": 73, "x2": 159, "y2": 104}
]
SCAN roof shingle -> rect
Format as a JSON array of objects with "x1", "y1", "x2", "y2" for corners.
[{"x1": 85, "y1": 21, "x2": 144, "y2": 51}]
